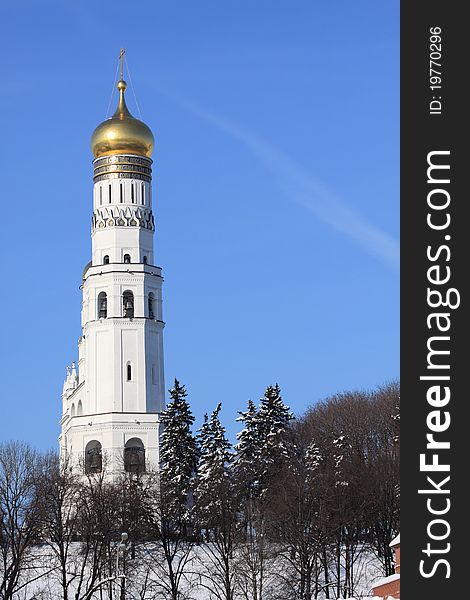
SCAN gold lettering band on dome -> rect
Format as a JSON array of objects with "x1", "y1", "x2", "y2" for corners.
[
  {"x1": 94, "y1": 172, "x2": 152, "y2": 183},
  {"x1": 93, "y1": 155, "x2": 152, "y2": 183},
  {"x1": 93, "y1": 155, "x2": 153, "y2": 167}
]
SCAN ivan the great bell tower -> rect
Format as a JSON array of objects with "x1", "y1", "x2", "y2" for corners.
[{"x1": 60, "y1": 57, "x2": 165, "y2": 475}]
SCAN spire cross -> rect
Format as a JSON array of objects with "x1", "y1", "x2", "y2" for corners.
[{"x1": 119, "y1": 48, "x2": 126, "y2": 80}]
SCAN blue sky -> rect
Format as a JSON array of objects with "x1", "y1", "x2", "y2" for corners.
[{"x1": 0, "y1": 1, "x2": 399, "y2": 448}]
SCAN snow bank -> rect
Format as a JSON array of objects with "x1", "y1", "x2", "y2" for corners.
[{"x1": 373, "y1": 572, "x2": 400, "y2": 588}]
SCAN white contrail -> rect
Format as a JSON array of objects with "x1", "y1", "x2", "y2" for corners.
[{"x1": 166, "y1": 94, "x2": 399, "y2": 271}]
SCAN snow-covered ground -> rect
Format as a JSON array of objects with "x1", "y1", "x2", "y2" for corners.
[{"x1": 12, "y1": 543, "x2": 391, "y2": 599}]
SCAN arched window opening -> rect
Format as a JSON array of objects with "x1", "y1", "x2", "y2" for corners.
[
  {"x1": 98, "y1": 292, "x2": 107, "y2": 319},
  {"x1": 124, "y1": 438, "x2": 145, "y2": 473},
  {"x1": 99, "y1": 186, "x2": 102, "y2": 206},
  {"x1": 71, "y1": 403, "x2": 76, "y2": 418},
  {"x1": 103, "y1": 255, "x2": 110, "y2": 265},
  {"x1": 141, "y1": 183, "x2": 145, "y2": 205},
  {"x1": 120, "y1": 183, "x2": 123, "y2": 203},
  {"x1": 77, "y1": 400, "x2": 83, "y2": 416},
  {"x1": 85, "y1": 440, "x2": 102, "y2": 474},
  {"x1": 131, "y1": 183, "x2": 135, "y2": 203},
  {"x1": 127, "y1": 363, "x2": 132, "y2": 381},
  {"x1": 148, "y1": 292, "x2": 155, "y2": 319},
  {"x1": 143, "y1": 255, "x2": 148, "y2": 264},
  {"x1": 123, "y1": 291, "x2": 134, "y2": 318},
  {"x1": 109, "y1": 184, "x2": 112, "y2": 204},
  {"x1": 124, "y1": 254, "x2": 131, "y2": 264}
]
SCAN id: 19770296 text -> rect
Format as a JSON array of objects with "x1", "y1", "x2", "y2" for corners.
[{"x1": 429, "y1": 26, "x2": 443, "y2": 115}]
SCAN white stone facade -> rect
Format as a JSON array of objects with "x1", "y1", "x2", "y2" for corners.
[{"x1": 60, "y1": 153, "x2": 165, "y2": 476}]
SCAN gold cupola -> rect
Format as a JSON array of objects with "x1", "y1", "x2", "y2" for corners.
[{"x1": 91, "y1": 79, "x2": 154, "y2": 159}]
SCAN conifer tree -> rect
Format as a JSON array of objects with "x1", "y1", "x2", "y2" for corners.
[
  {"x1": 234, "y1": 385, "x2": 293, "y2": 600},
  {"x1": 257, "y1": 383, "x2": 294, "y2": 479},
  {"x1": 159, "y1": 378, "x2": 198, "y2": 520},
  {"x1": 142, "y1": 379, "x2": 197, "y2": 600},
  {"x1": 196, "y1": 403, "x2": 233, "y2": 523},
  {"x1": 235, "y1": 384, "x2": 293, "y2": 492},
  {"x1": 234, "y1": 399, "x2": 260, "y2": 490},
  {"x1": 194, "y1": 404, "x2": 240, "y2": 600}
]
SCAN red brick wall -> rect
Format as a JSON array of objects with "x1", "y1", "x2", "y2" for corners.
[{"x1": 372, "y1": 578, "x2": 400, "y2": 599}]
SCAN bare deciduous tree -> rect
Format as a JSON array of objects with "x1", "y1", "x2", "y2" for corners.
[
  {"x1": 141, "y1": 477, "x2": 195, "y2": 600},
  {"x1": 0, "y1": 441, "x2": 43, "y2": 600},
  {"x1": 36, "y1": 451, "x2": 83, "y2": 600},
  {"x1": 72, "y1": 463, "x2": 121, "y2": 600}
]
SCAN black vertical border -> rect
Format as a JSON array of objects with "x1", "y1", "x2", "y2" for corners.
[{"x1": 401, "y1": 3, "x2": 466, "y2": 597}]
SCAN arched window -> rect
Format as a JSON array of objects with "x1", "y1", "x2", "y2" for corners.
[
  {"x1": 148, "y1": 292, "x2": 155, "y2": 319},
  {"x1": 109, "y1": 184, "x2": 112, "y2": 204},
  {"x1": 124, "y1": 438, "x2": 145, "y2": 473},
  {"x1": 99, "y1": 186, "x2": 102, "y2": 206},
  {"x1": 124, "y1": 254, "x2": 131, "y2": 264},
  {"x1": 85, "y1": 440, "x2": 102, "y2": 474},
  {"x1": 143, "y1": 255, "x2": 148, "y2": 264},
  {"x1": 120, "y1": 183, "x2": 123, "y2": 203},
  {"x1": 141, "y1": 183, "x2": 145, "y2": 205},
  {"x1": 71, "y1": 403, "x2": 76, "y2": 418},
  {"x1": 123, "y1": 290, "x2": 134, "y2": 318},
  {"x1": 77, "y1": 400, "x2": 83, "y2": 416},
  {"x1": 131, "y1": 183, "x2": 135, "y2": 203},
  {"x1": 103, "y1": 255, "x2": 110, "y2": 265},
  {"x1": 127, "y1": 362, "x2": 132, "y2": 381},
  {"x1": 98, "y1": 292, "x2": 107, "y2": 319}
]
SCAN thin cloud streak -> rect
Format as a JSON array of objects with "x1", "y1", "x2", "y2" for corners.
[{"x1": 165, "y1": 93, "x2": 399, "y2": 271}]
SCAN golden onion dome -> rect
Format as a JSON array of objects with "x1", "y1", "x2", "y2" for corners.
[{"x1": 91, "y1": 80, "x2": 154, "y2": 158}]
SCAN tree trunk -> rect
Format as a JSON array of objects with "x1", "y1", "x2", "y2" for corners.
[
  {"x1": 336, "y1": 539, "x2": 341, "y2": 600},
  {"x1": 322, "y1": 545, "x2": 330, "y2": 599}
]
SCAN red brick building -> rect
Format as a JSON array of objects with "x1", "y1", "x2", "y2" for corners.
[{"x1": 372, "y1": 533, "x2": 400, "y2": 599}]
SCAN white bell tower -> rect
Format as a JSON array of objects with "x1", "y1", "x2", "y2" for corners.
[{"x1": 60, "y1": 57, "x2": 165, "y2": 475}]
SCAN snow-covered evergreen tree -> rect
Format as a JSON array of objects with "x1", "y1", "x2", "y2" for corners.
[
  {"x1": 194, "y1": 404, "x2": 240, "y2": 600},
  {"x1": 197, "y1": 412, "x2": 211, "y2": 466},
  {"x1": 159, "y1": 378, "x2": 197, "y2": 520},
  {"x1": 257, "y1": 383, "x2": 294, "y2": 470},
  {"x1": 195, "y1": 403, "x2": 233, "y2": 524},
  {"x1": 148, "y1": 380, "x2": 199, "y2": 600},
  {"x1": 235, "y1": 384, "x2": 293, "y2": 492},
  {"x1": 234, "y1": 399, "x2": 260, "y2": 488}
]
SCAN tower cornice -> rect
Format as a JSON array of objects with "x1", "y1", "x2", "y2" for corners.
[{"x1": 92, "y1": 205, "x2": 155, "y2": 232}]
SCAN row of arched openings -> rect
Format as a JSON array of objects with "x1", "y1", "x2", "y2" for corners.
[
  {"x1": 85, "y1": 438, "x2": 146, "y2": 474},
  {"x1": 71, "y1": 401, "x2": 83, "y2": 417},
  {"x1": 102, "y1": 254, "x2": 148, "y2": 265},
  {"x1": 98, "y1": 292, "x2": 155, "y2": 320}
]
